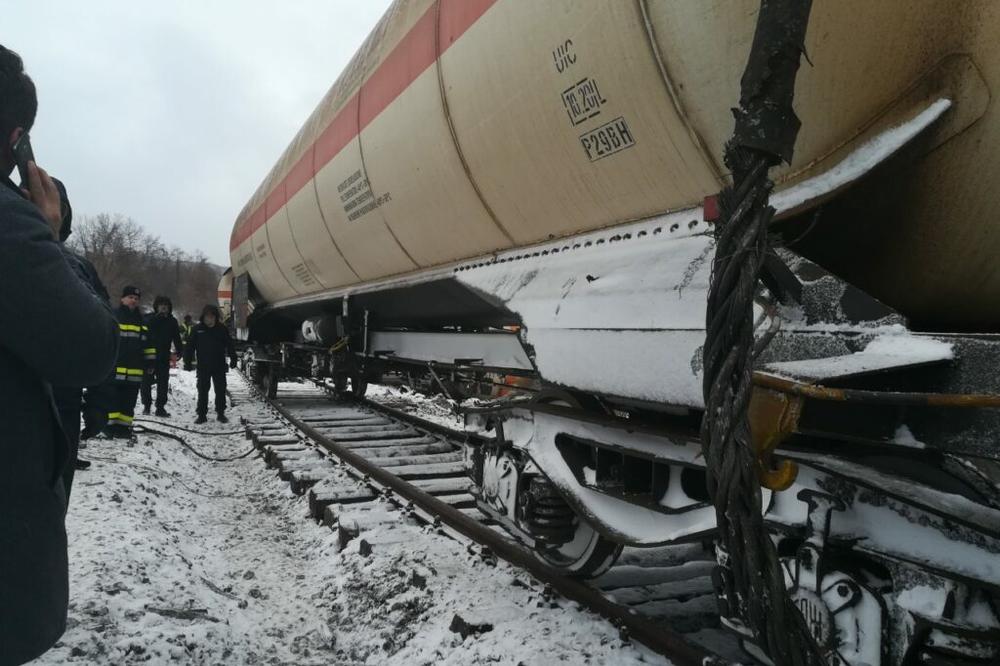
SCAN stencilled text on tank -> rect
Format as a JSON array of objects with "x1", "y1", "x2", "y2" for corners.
[
  {"x1": 338, "y1": 169, "x2": 392, "y2": 222},
  {"x1": 552, "y1": 39, "x2": 576, "y2": 73},
  {"x1": 579, "y1": 117, "x2": 636, "y2": 162},
  {"x1": 290, "y1": 262, "x2": 317, "y2": 287},
  {"x1": 551, "y1": 38, "x2": 636, "y2": 162},
  {"x1": 562, "y1": 78, "x2": 607, "y2": 126}
]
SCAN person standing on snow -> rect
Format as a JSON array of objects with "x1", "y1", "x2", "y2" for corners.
[
  {"x1": 184, "y1": 304, "x2": 237, "y2": 423},
  {"x1": 180, "y1": 313, "x2": 194, "y2": 348},
  {"x1": 0, "y1": 43, "x2": 119, "y2": 665},
  {"x1": 104, "y1": 286, "x2": 155, "y2": 437},
  {"x1": 50, "y1": 177, "x2": 110, "y2": 492},
  {"x1": 141, "y1": 295, "x2": 183, "y2": 417}
]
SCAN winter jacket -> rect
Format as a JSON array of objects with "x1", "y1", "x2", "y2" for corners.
[
  {"x1": 144, "y1": 297, "x2": 183, "y2": 363},
  {"x1": 60, "y1": 247, "x2": 110, "y2": 304},
  {"x1": 112, "y1": 304, "x2": 154, "y2": 383},
  {"x1": 0, "y1": 176, "x2": 119, "y2": 665},
  {"x1": 52, "y1": 247, "x2": 112, "y2": 413},
  {"x1": 184, "y1": 321, "x2": 236, "y2": 373}
]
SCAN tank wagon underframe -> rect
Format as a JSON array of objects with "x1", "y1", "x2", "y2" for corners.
[{"x1": 235, "y1": 119, "x2": 1000, "y2": 662}]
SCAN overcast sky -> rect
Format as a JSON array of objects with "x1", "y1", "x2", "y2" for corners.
[{"x1": 5, "y1": 0, "x2": 393, "y2": 265}]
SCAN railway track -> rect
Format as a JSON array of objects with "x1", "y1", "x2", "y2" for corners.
[{"x1": 232, "y1": 377, "x2": 752, "y2": 665}]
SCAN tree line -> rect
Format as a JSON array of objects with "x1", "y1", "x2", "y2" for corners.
[{"x1": 67, "y1": 213, "x2": 223, "y2": 319}]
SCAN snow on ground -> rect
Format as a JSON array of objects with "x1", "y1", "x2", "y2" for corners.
[
  {"x1": 34, "y1": 371, "x2": 670, "y2": 665},
  {"x1": 364, "y1": 383, "x2": 469, "y2": 431}
]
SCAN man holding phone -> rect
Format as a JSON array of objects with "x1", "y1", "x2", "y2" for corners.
[{"x1": 0, "y1": 44, "x2": 119, "y2": 664}]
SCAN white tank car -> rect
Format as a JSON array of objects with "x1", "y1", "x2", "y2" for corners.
[
  {"x1": 229, "y1": 3, "x2": 1000, "y2": 663},
  {"x1": 231, "y1": 0, "x2": 1000, "y2": 331}
]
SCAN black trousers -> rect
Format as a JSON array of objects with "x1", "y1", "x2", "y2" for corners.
[
  {"x1": 141, "y1": 359, "x2": 171, "y2": 408},
  {"x1": 82, "y1": 382, "x2": 113, "y2": 439},
  {"x1": 52, "y1": 388, "x2": 82, "y2": 502},
  {"x1": 196, "y1": 368, "x2": 227, "y2": 416},
  {"x1": 108, "y1": 382, "x2": 141, "y2": 431}
]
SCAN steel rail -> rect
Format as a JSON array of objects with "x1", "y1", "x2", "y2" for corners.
[{"x1": 262, "y1": 392, "x2": 725, "y2": 666}]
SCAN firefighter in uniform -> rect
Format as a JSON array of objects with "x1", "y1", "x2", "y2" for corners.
[{"x1": 105, "y1": 285, "x2": 155, "y2": 437}]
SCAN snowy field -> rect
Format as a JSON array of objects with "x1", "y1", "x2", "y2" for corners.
[{"x1": 33, "y1": 371, "x2": 670, "y2": 665}]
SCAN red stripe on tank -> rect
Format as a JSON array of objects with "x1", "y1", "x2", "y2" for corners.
[{"x1": 230, "y1": 0, "x2": 500, "y2": 251}]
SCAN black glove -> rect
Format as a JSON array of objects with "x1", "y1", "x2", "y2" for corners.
[{"x1": 230, "y1": 358, "x2": 238, "y2": 369}]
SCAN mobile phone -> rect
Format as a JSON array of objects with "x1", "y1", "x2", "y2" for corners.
[{"x1": 12, "y1": 132, "x2": 34, "y2": 188}]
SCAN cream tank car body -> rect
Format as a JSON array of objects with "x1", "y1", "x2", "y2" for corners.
[{"x1": 225, "y1": 2, "x2": 1000, "y2": 664}]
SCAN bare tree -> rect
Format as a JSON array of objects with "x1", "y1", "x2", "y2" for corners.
[{"x1": 68, "y1": 213, "x2": 223, "y2": 318}]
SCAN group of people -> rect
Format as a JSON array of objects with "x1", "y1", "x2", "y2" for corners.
[
  {"x1": 0, "y1": 44, "x2": 235, "y2": 664},
  {"x1": 101, "y1": 287, "x2": 237, "y2": 436}
]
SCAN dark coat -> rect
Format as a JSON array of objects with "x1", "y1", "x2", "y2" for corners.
[
  {"x1": 52, "y1": 248, "x2": 112, "y2": 412},
  {"x1": 51, "y1": 248, "x2": 113, "y2": 501},
  {"x1": 112, "y1": 303, "x2": 154, "y2": 383},
  {"x1": 144, "y1": 297, "x2": 183, "y2": 363},
  {"x1": 61, "y1": 248, "x2": 110, "y2": 304},
  {"x1": 0, "y1": 176, "x2": 118, "y2": 665},
  {"x1": 183, "y1": 321, "x2": 236, "y2": 373}
]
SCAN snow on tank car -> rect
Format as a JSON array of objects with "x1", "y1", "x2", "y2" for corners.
[{"x1": 227, "y1": 2, "x2": 1000, "y2": 664}]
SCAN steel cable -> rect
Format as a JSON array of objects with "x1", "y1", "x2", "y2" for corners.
[
  {"x1": 133, "y1": 425, "x2": 256, "y2": 463},
  {"x1": 700, "y1": 0, "x2": 826, "y2": 663},
  {"x1": 133, "y1": 418, "x2": 245, "y2": 436}
]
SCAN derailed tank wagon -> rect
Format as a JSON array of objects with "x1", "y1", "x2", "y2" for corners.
[{"x1": 226, "y1": 1, "x2": 1000, "y2": 662}]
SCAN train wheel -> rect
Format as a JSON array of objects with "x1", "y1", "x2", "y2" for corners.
[
  {"x1": 526, "y1": 390, "x2": 621, "y2": 578},
  {"x1": 533, "y1": 520, "x2": 622, "y2": 579}
]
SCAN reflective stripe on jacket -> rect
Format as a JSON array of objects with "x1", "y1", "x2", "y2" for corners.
[{"x1": 113, "y1": 305, "x2": 152, "y2": 382}]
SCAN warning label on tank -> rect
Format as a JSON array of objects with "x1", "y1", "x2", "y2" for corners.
[
  {"x1": 561, "y1": 77, "x2": 605, "y2": 126},
  {"x1": 338, "y1": 169, "x2": 392, "y2": 222},
  {"x1": 579, "y1": 117, "x2": 635, "y2": 162}
]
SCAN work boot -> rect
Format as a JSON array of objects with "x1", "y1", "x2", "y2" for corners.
[
  {"x1": 75, "y1": 458, "x2": 92, "y2": 471},
  {"x1": 216, "y1": 412, "x2": 229, "y2": 424},
  {"x1": 195, "y1": 414, "x2": 207, "y2": 424},
  {"x1": 104, "y1": 424, "x2": 130, "y2": 440},
  {"x1": 155, "y1": 407, "x2": 170, "y2": 418},
  {"x1": 142, "y1": 405, "x2": 151, "y2": 415}
]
